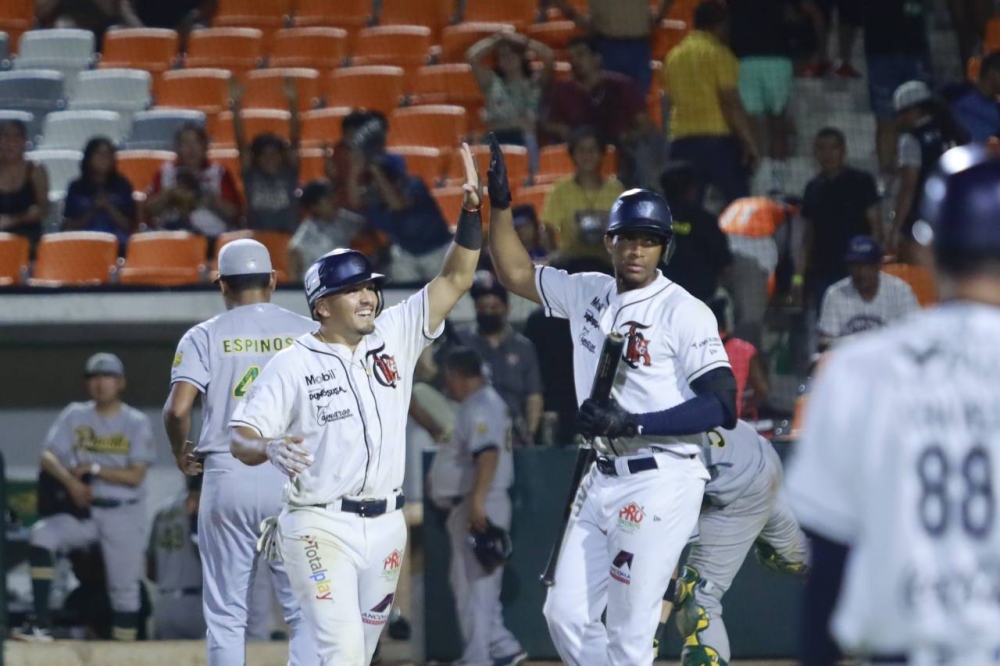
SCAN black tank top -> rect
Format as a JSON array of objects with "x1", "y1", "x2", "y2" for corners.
[{"x1": 0, "y1": 162, "x2": 42, "y2": 249}]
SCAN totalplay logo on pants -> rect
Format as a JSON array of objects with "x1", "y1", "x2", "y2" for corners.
[{"x1": 302, "y1": 536, "x2": 332, "y2": 600}]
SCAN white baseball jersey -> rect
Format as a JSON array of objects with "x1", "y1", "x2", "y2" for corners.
[
  {"x1": 817, "y1": 273, "x2": 919, "y2": 340},
  {"x1": 230, "y1": 287, "x2": 444, "y2": 506},
  {"x1": 535, "y1": 266, "x2": 730, "y2": 456},
  {"x1": 171, "y1": 303, "x2": 317, "y2": 454},
  {"x1": 786, "y1": 302, "x2": 1000, "y2": 661}
]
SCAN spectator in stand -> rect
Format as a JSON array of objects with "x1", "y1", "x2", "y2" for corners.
[
  {"x1": 325, "y1": 110, "x2": 369, "y2": 211},
  {"x1": 862, "y1": 0, "x2": 933, "y2": 178},
  {"x1": 63, "y1": 138, "x2": 136, "y2": 252},
  {"x1": 817, "y1": 235, "x2": 919, "y2": 350},
  {"x1": 146, "y1": 123, "x2": 242, "y2": 239},
  {"x1": 512, "y1": 204, "x2": 548, "y2": 261},
  {"x1": 663, "y1": 1, "x2": 758, "y2": 206},
  {"x1": 130, "y1": 0, "x2": 215, "y2": 48},
  {"x1": 659, "y1": 161, "x2": 732, "y2": 303},
  {"x1": 0, "y1": 119, "x2": 49, "y2": 257},
  {"x1": 709, "y1": 298, "x2": 770, "y2": 420},
  {"x1": 950, "y1": 50, "x2": 1000, "y2": 143},
  {"x1": 540, "y1": 126, "x2": 624, "y2": 266},
  {"x1": 467, "y1": 32, "x2": 554, "y2": 158},
  {"x1": 36, "y1": 0, "x2": 142, "y2": 46},
  {"x1": 806, "y1": 0, "x2": 862, "y2": 78},
  {"x1": 889, "y1": 81, "x2": 968, "y2": 259},
  {"x1": 552, "y1": 0, "x2": 674, "y2": 97},
  {"x1": 231, "y1": 78, "x2": 300, "y2": 234},
  {"x1": 801, "y1": 127, "x2": 881, "y2": 310},
  {"x1": 287, "y1": 179, "x2": 366, "y2": 281}
]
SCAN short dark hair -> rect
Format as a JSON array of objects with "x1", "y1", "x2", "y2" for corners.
[
  {"x1": 342, "y1": 110, "x2": 370, "y2": 134},
  {"x1": 815, "y1": 126, "x2": 847, "y2": 147},
  {"x1": 693, "y1": 1, "x2": 728, "y2": 30},
  {"x1": 567, "y1": 35, "x2": 600, "y2": 55},
  {"x1": 0, "y1": 118, "x2": 27, "y2": 139},
  {"x1": 444, "y1": 347, "x2": 484, "y2": 378},
  {"x1": 568, "y1": 125, "x2": 604, "y2": 156},
  {"x1": 659, "y1": 161, "x2": 700, "y2": 203},
  {"x1": 980, "y1": 51, "x2": 1000, "y2": 78},
  {"x1": 175, "y1": 121, "x2": 208, "y2": 147},
  {"x1": 220, "y1": 273, "x2": 272, "y2": 292},
  {"x1": 250, "y1": 132, "x2": 285, "y2": 159}
]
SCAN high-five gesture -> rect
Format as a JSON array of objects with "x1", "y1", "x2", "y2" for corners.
[
  {"x1": 487, "y1": 133, "x2": 511, "y2": 210},
  {"x1": 459, "y1": 142, "x2": 482, "y2": 211}
]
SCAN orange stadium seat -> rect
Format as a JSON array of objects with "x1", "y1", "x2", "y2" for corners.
[
  {"x1": 378, "y1": 0, "x2": 452, "y2": 35},
  {"x1": 667, "y1": 0, "x2": 700, "y2": 22},
  {"x1": 185, "y1": 28, "x2": 265, "y2": 77},
  {"x1": 269, "y1": 27, "x2": 348, "y2": 70},
  {"x1": 462, "y1": 0, "x2": 537, "y2": 29},
  {"x1": 118, "y1": 231, "x2": 208, "y2": 286},
  {"x1": 215, "y1": 230, "x2": 291, "y2": 282},
  {"x1": 987, "y1": 16, "x2": 1000, "y2": 51},
  {"x1": 325, "y1": 66, "x2": 405, "y2": 114},
  {"x1": 514, "y1": 184, "x2": 554, "y2": 217},
  {"x1": 0, "y1": 0, "x2": 34, "y2": 51},
  {"x1": 392, "y1": 146, "x2": 446, "y2": 187},
  {"x1": 388, "y1": 105, "x2": 467, "y2": 150},
  {"x1": 156, "y1": 69, "x2": 232, "y2": 116},
  {"x1": 295, "y1": 0, "x2": 372, "y2": 29},
  {"x1": 242, "y1": 68, "x2": 321, "y2": 112},
  {"x1": 0, "y1": 233, "x2": 30, "y2": 286},
  {"x1": 441, "y1": 23, "x2": 516, "y2": 63},
  {"x1": 101, "y1": 28, "x2": 179, "y2": 75},
  {"x1": 652, "y1": 20, "x2": 689, "y2": 61},
  {"x1": 212, "y1": 109, "x2": 292, "y2": 147},
  {"x1": 117, "y1": 150, "x2": 176, "y2": 196},
  {"x1": 352, "y1": 26, "x2": 434, "y2": 72},
  {"x1": 213, "y1": 0, "x2": 293, "y2": 28},
  {"x1": 301, "y1": 107, "x2": 352, "y2": 148},
  {"x1": 207, "y1": 148, "x2": 243, "y2": 193},
  {"x1": 28, "y1": 232, "x2": 119, "y2": 286},
  {"x1": 433, "y1": 186, "x2": 491, "y2": 227},
  {"x1": 452, "y1": 144, "x2": 529, "y2": 189},
  {"x1": 411, "y1": 64, "x2": 482, "y2": 107},
  {"x1": 298, "y1": 147, "x2": 329, "y2": 183},
  {"x1": 526, "y1": 21, "x2": 581, "y2": 53},
  {"x1": 882, "y1": 263, "x2": 938, "y2": 307}
]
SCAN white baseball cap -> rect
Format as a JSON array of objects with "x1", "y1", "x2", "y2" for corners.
[
  {"x1": 217, "y1": 239, "x2": 273, "y2": 279},
  {"x1": 893, "y1": 80, "x2": 932, "y2": 113}
]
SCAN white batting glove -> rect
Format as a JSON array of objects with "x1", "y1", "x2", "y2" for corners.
[{"x1": 265, "y1": 437, "x2": 313, "y2": 477}]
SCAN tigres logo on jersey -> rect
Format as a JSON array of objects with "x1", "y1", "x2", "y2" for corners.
[
  {"x1": 74, "y1": 426, "x2": 131, "y2": 454},
  {"x1": 621, "y1": 322, "x2": 652, "y2": 369},
  {"x1": 366, "y1": 344, "x2": 399, "y2": 388}
]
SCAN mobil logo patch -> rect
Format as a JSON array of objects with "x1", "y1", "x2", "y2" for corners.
[
  {"x1": 610, "y1": 550, "x2": 634, "y2": 585},
  {"x1": 618, "y1": 502, "x2": 645, "y2": 532}
]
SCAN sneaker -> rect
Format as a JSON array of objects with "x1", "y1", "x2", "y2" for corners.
[
  {"x1": 494, "y1": 650, "x2": 529, "y2": 666},
  {"x1": 834, "y1": 61, "x2": 862, "y2": 78},
  {"x1": 11, "y1": 622, "x2": 53, "y2": 643}
]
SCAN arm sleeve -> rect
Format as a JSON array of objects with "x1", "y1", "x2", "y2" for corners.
[
  {"x1": 129, "y1": 414, "x2": 157, "y2": 465},
  {"x1": 897, "y1": 133, "x2": 921, "y2": 168},
  {"x1": 171, "y1": 326, "x2": 211, "y2": 392},
  {"x1": 671, "y1": 298, "x2": 731, "y2": 383},
  {"x1": 229, "y1": 355, "x2": 297, "y2": 438},
  {"x1": 375, "y1": 286, "x2": 445, "y2": 367}
]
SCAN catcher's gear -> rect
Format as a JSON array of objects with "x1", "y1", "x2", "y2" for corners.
[
  {"x1": 577, "y1": 397, "x2": 639, "y2": 440},
  {"x1": 467, "y1": 520, "x2": 512, "y2": 572},
  {"x1": 36, "y1": 470, "x2": 89, "y2": 520},
  {"x1": 487, "y1": 133, "x2": 511, "y2": 209},
  {"x1": 675, "y1": 565, "x2": 728, "y2": 666},
  {"x1": 753, "y1": 538, "x2": 808, "y2": 577}
]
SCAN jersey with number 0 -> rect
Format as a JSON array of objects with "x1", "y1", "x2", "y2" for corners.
[
  {"x1": 171, "y1": 303, "x2": 317, "y2": 454},
  {"x1": 147, "y1": 493, "x2": 202, "y2": 592},
  {"x1": 701, "y1": 419, "x2": 770, "y2": 507},
  {"x1": 535, "y1": 266, "x2": 730, "y2": 456},
  {"x1": 786, "y1": 302, "x2": 1000, "y2": 660},
  {"x1": 230, "y1": 287, "x2": 443, "y2": 506},
  {"x1": 45, "y1": 401, "x2": 155, "y2": 501},
  {"x1": 453, "y1": 384, "x2": 514, "y2": 495}
]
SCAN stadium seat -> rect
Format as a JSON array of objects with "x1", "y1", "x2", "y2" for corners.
[
  {"x1": 295, "y1": 0, "x2": 373, "y2": 29},
  {"x1": 215, "y1": 230, "x2": 291, "y2": 282},
  {"x1": 392, "y1": 146, "x2": 446, "y2": 187},
  {"x1": 156, "y1": 68, "x2": 232, "y2": 116},
  {"x1": 124, "y1": 109, "x2": 207, "y2": 151},
  {"x1": 116, "y1": 149, "x2": 176, "y2": 197},
  {"x1": 269, "y1": 27, "x2": 348, "y2": 70},
  {"x1": 40, "y1": 110, "x2": 125, "y2": 150},
  {"x1": 0, "y1": 232, "x2": 30, "y2": 286},
  {"x1": 462, "y1": 0, "x2": 537, "y2": 29},
  {"x1": 0, "y1": 0, "x2": 33, "y2": 53},
  {"x1": 325, "y1": 66, "x2": 404, "y2": 114},
  {"x1": 185, "y1": 28, "x2": 265, "y2": 77},
  {"x1": 378, "y1": 0, "x2": 452, "y2": 35},
  {"x1": 118, "y1": 231, "x2": 208, "y2": 286},
  {"x1": 387, "y1": 105, "x2": 467, "y2": 150},
  {"x1": 352, "y1": 26, "x2": 434, "y2": 72},
  {"x1": 651, "y1": 20, "x2": 688, "y2": 61},
  {"x1": 27, "y1": 149, "x2": 82, "y2": 200},
  {"x1": 100, "y1": 28, "x2": 179, "y2": 77},
  {"x1": 15, "y1": 29, "x2": 95, "y2": 96},
  {"x1": 514, "y1": 184, "x2": 554, "y2": 217},
  {"x1": 69, "y1": 70, "x2": 152, "y2": 129},
  {"x1": 0, "y1": 70, "x2": 66, "y2": 129},
  {"x1": 411, "y1": 64, "x2": 481, "y2": 107},
  {"x1": 881, "y1": 263, "x2": 937, "y2": 307},
  {"x1": 525, "y1": 21, "x2": 580, "y2": 53},
  {"x1": 207, "y1": 147, "x2": 243, "y2": 193},
  {"x1": 213, "y1": 0, "x2": 293, "y2": 44},
  {"x1": 212, "y1": 109, "x2": 291, "y2": 148},
  {"x1": 432, "y1": 186, "x2": 491, "y2": 227},
  {"x1": 441, "y1": 23, "x2": 516, "y2": 63},
  {"x1": 28, "y1": 231, "x2": 119, "y2": 286},
  {"x1": 242, "y1": 68, "x2": 321, "y2": 112},
  {"x1": 455, "y1": 144, "x2": 529, "y2": 189},
  {"x1": 301, "y1": 107, "x2": 351, "y2": 148},
  {"x1": 298, "y1": 147, "x2": 328, "y2": 183}
]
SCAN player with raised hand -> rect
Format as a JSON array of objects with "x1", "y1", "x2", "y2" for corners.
[
  {"x1": 228, "y1": 141, "x2": 485, "y2": 666},
  {"x1": 487, "y1": 135, "x2": 738, "y2": 664},
  {"x1": 786, "y1": 143, "x2": 1000, "y2": 665}
]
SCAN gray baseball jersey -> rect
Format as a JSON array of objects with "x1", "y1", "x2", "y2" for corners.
[
  {"x1": 45, "y1": 401, "x2": 155, "y2": 501},
  {"x1": 171, "y1": 302, "x2": 317, "y2": 454},
  {"x1": 700, "y1": 420, "x2": 769, "y2": 507},
  {"x1": 147, "y1": 492, "x2": 202, "y2": 592},
  {"x1": 453, "y1": 384, "x2": 514, "y2": 496}
]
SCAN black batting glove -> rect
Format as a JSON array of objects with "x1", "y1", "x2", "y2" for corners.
[
  {"x1": 576, "y1": 398, "x2": 639, "y2": 439},
  {"x1": 487, "y1": 133, "x2": 511, "y2": 210}
]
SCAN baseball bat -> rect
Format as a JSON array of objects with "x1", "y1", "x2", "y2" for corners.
[{"x1": 541, "y1": 332, "x2": 625, "y2": 587}]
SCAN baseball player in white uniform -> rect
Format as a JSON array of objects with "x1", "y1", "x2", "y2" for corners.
[
  {"x1": 162, "y1": 239, "x2": 318, "y2": 665},
  {"x1": 786, "y1": 145, "x2": 1000, "y2": 665},
  {"x1": 429, "y1": 346, "x2": 526, "y2": 666},
  {"x1": 228, "y1": 142, "x2": 484, "y2": 665},
  {"x1": 657, "y1": 420, "x2": 809, "y2": 665},
  {"x1": 486, "y1": 138, "x2": 739, "y2": 665}
]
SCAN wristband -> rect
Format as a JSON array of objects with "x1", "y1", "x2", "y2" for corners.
[{"x1": 454, "y1": 207, "x2": 483, "y2": 250}]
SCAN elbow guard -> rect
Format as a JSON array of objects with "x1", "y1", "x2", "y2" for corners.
[{"x1": 690, "y1": 368, "x2": 738, "y2": 429}]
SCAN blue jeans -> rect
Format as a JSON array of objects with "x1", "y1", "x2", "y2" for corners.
[
  {"x1": 669, "y1": 135, "x2": 750, "y2": 206},
  {"x1": 596, "y1": 36, "x2": 652, "y2": 97}
]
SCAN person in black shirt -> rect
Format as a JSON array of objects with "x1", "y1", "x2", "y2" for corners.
[
  {"x1": 659, "y1": 161, "x2": 733, "y2": 303},
  {"x1": 801, "y1": 127, "x2": 880, "y2": 309}
]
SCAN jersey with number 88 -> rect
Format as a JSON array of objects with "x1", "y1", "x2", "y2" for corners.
[
  {"x1": 171, "y1": 303, "x2": 316, "y2": 454},
  {"x1": 786, "y1": 303, "x2": 1000, "y2": 661}
]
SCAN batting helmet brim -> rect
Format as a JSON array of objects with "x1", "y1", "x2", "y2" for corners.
[{"x1": 310, "y1": 272, "x2": 388, "y2": 305}]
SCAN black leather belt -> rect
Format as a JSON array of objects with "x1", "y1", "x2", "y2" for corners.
[
  {"x1": 91, "y1": 498, "x2": 140, "y2": 509},
  {"x1": 596, "y1": 456, "x2": 658, "y2": 476},
  {"x1": 328, "y1": 495, "x2": 405, "y2": 518}
]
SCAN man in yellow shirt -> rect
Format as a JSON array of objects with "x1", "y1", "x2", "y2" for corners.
[{"x1": 663, "y1": 1, "x2": 758, "y2": 205}]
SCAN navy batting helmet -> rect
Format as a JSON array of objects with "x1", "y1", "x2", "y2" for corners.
[
  {"x1": 304, "y1": 249, "x2": 387, "y2": 317},
  {"x1": 917, "y1": 143, "x2": 1000, "y2": 255},
  {"x1": 467, "y1": 521, "x2": 512, "y2": 572},
  {"x1": 605, "y1": 188, "x2": 676, "y2": 264}
]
